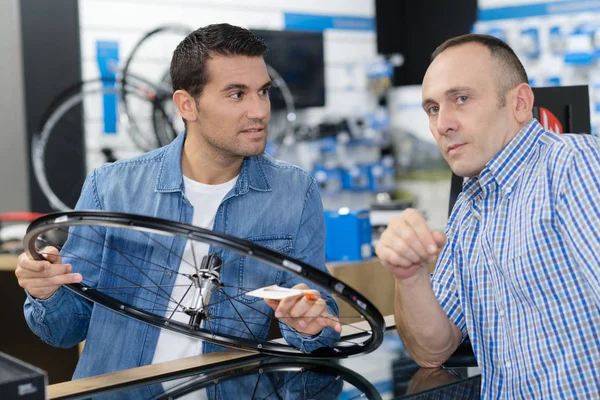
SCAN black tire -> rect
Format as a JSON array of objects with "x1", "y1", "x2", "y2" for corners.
[
  {"x1": 24, "y1": 211, "x2": 385, "y2": 358},
  {"x1": 155, "y1": 357, "x2": 383, "y2": 400}
]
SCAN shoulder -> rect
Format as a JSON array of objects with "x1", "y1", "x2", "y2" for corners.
[
  {"x1": 539, "y1": 131, "x2": 600, "y2": 164},
  {"x1": 93, "y1": 147, "x2": 166, "y2": 178}
]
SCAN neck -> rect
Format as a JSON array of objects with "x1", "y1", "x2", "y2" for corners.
[{"x1": 181, "y1": 132, "x2": 243, "y2": 184}]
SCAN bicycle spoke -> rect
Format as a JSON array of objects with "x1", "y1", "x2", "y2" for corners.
[
  {"x1": 260, "y1": 370, "x2": 303, "y2": 399},
  {"x1": 55, "y1": 243, "x2": 176, "y2": 305},
  {"x1": 223, "y1": 297, "x2": 260, "y2": 342},
  {"x1": 167, "y1": 283, "x2": 193, "y2": 321},
  {"x1": 216, "y1": 288, "x2": 272, "y2": 319},
  {"x1": 190, "y1": 239, "x2": 199, "y2": 275},
  {"x1": 250, "y1": 372, "x2": 262, "y2": 400},
  {"x1": 39, "y1": 228, "x2": 180, "y2": 276}
]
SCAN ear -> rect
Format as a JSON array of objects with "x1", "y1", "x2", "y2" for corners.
[
  {"x1": 172, "y1": 90, "x2": 199, "y2": 123},
  {"x1": 513, "y1": 83, "x2": 534, "y2": 124}
]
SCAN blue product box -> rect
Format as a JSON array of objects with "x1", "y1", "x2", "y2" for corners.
[{"x1": 324, "y1": 208, "x2": 372, "y2": 262}]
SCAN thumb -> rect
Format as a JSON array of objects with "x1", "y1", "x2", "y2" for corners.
[
  {"x1": 432, "y1": 231, "x2": 447, "y2": 249},
  {"x1": 42, "y1": 246, "x2": 61, "y2": 263}
]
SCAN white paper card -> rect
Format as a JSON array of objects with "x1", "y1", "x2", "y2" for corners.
[{"x1": 245, "y1": 285, "x2": 306, "y2": 300}]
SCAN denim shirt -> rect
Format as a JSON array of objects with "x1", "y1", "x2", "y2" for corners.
[{"x1": 23, "y1": 132, "x2": 340, "y2": 381}]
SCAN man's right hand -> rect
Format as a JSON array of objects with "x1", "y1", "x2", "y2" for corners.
[
  {"x1": 375, "y1": 208, "x2": 447, "y2": 280},
  {"x1": 15, "y1": 246, "x2": 82, "y2": 300}
]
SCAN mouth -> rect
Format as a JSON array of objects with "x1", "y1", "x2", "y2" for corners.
[
  {"x1": 447, "y1": 143, "x2": 465, "y2": 156},
  {"x1": 239, "y1": 127, "x2": 265, "y2": 136}
]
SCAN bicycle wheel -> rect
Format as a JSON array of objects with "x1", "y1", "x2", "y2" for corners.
[
  {"x1": 120, "y1": 25, "x2": 191, "y2": 151},
  {"x1": 155, "y1": 357, "x2": 382, "y2": 400},
  {"x1": 24, "y1": 211, "x2": 384, "y2": 358},
  {"x1": 31, "y1": 78, "x2": 173, "y2": 211}
]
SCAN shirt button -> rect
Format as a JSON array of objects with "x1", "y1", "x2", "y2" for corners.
[
  {"x1": 505, "y1": 361, "x2": 512, "y2": 369},
  {"x1": 498, "y1": 310, "x2": 505, "y2": 317},
  {"x1": 166, "y1": 271, "x2": 172, "y2": 277}
]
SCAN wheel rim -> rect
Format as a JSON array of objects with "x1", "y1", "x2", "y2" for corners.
[{"x1": 25, "y1": 211, "x2": 385, "y2": 358}]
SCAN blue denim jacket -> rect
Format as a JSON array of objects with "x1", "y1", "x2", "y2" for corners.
[{"x1": 24, "y1": 132, "x2": 340, "y2": 381}]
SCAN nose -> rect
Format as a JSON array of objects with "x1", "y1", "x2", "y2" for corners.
[
  {"x1": 246, "y1": 94, "x2": 269, "y2": 121},
  {"x1": 436, "y1": 107, "x2": 459, "y2": 136}
]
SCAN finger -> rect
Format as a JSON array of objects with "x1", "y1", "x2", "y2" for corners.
[
  {"x1": 303, "y1": 300, "x2": 342, "y2": 332},
  {"x1": 288, "y1": 296, "x2": 312, "y2": 320},
  {"x1": 402, "y1": 212, "x2": 438, "y2": 257},
  {"x1": 290, "y1": 283, "x2": 309, "y2": 291},
  {"x1": 16, "y1": 262, "x2": 73, "y2": 279},
  {"x1": 290, "y1": 297, "x2": 325, "y2": 331},
  {"x1": 377, "y1": 237, "x2": 421, "y2": 264},
  {"x1": 432, "y1": 231, "x2": 447, "y2": 248},
  {"x1": 17, "y1": 253, "x2": 51, "y2": 273},
  {"x1": 396, "y1": 223, "x2": 432, "y2": 261},
  {"x1": 274, "y1": 294, "x2": 303, "y2": 319},
  {"x1": 22, "y1": 273, "x2": 83, "y2": 289},
  {"x1": 376, "y1": 243, "x2": 414, "y2": 269},
  {"x1": 41, "y1": 246, "x2": 61, "y2": 263}
]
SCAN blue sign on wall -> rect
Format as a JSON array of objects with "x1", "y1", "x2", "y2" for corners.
[
  {"x1": 284, "y1": 13, "x2": 374, "y2": 32},
  {"x1": 96, "y1": 40, "x2": 120, "y2": 134}
]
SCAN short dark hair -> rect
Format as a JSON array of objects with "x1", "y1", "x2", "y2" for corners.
[
  {"x1": 431, "y1": 34, "x2": 528, "y2": 106},
  {"x1": 170, "y1": 23, "x2": 268, "y2": 99}
]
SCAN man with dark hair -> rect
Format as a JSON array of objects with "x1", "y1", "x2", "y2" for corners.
[
  {"x1": 16, "y1": 23, "x2": 341, "y2": 380},
  {"x1": 376, "y1": 33, "x2": 600, "y2": 397}
]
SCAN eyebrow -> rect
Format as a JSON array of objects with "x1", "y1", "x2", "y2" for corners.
[
  {"x1": 221, "y1": 80, "x2": 272, "y2": 92},
  {"x1": 421, "y1": 86, "x2": 472, "y2": 109}
]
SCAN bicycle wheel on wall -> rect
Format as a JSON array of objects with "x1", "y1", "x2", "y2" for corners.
[
  {"x1": 24, "y1": 211, "x2": 385, "y2": 358},
  {"x1": 120, "y1": 25, "x2": 192, "y2": 151},
  {"x1": 31, "y1": 78, "x2": 174, "y2": 211}
]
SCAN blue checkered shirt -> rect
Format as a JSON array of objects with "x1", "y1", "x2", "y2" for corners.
[{"x1": 432, "y1": 119, "x2": 600, "y2": 398}]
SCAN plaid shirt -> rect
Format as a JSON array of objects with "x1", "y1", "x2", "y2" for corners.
[{"x1": 433, "y1": 119, "x2": 600, "y2": 399}]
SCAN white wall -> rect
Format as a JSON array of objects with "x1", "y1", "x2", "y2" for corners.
[{"x1": 77, "y1": 0, "x2": 377, "y2": 170}]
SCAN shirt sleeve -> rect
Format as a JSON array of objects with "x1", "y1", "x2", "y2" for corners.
[
  {"x1": 23, "y1": 170, "x2": 102, "y2": 348},
  {"x1": 556, "y1": 141, "x2": 600, "y2": 303},
  {"x1": 430, "y1": 217, "x2": 468, "y2": 341}
]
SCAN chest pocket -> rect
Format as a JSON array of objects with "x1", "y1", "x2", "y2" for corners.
[{"x1": 237, "y1": 235, "x2": 294, "y2": 304}]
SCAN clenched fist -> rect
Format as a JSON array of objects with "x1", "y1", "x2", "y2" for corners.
[{"x1": 375, "y1": 208, "x2": 446, "y2": 280}]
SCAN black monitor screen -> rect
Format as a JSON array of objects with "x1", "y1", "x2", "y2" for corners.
[{"x1": 253, "y1": 30, "x2": 325, "y2": 109}]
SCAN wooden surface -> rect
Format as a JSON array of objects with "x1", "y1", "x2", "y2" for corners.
[
  {"x1": 48, "y1": 350, "x2": 257, "y2": 399},
  {"x1": 0, "y1": 254, "x2": 18, "y2": 271},
  {"x1": 48, "y1": 316, "x2": 396, "y2": 399},
  {"x1": 329, "y1": 257, "x2": 395, "y2": 320}
]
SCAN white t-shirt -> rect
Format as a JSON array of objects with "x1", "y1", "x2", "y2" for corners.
[{"x1": 152, "y1": 174, "x2": 238, "y2": 366}]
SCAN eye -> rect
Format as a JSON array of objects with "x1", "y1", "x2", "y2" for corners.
[
  {"x1": 457, "y1": 95, "x2": 468, "y2": 104},
  {"x1": 427, "y1": 105, "x2": 439, "y2": 116},
  {"x1": 259, "y1": 87, "x2": 271, "y2": 96},
  {"x1": 230, "y1": 92, "x2": 243, "y2": 100}
]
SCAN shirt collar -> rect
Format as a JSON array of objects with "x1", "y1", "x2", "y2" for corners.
[{"x1": 155, "y1": 131, "x2": 271, "y2": 194}]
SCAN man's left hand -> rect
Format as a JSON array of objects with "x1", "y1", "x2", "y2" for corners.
[{"x1": 265, "y1": 283, "x2": 342, "y2": 336}]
